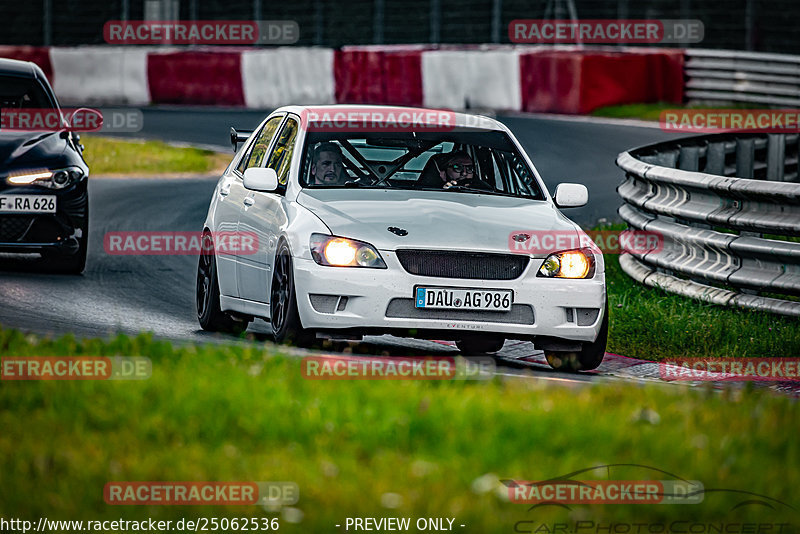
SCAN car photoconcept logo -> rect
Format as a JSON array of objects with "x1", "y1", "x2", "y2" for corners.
[{"x1": 388, "y1": 227, "x2": 408, "y2": 236}]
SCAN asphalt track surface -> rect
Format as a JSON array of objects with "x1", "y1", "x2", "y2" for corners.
[{"x1": 5, "y1": 108, "x2": 770, "y2": 389}]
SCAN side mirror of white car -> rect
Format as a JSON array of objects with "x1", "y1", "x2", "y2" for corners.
[
  {"x1": 243, "y1": 167, "x2": 279, "y2": 192},
  {"x1": 554, "y1": 183, "x2": 588, "y2": 208}
]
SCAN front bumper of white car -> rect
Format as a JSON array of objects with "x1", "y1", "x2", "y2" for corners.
[{"x1": 292, "y1": 250, "x2": 606, "y2": 343}]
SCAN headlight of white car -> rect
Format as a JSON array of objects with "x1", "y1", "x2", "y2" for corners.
[
  {"x1": 537, "y1": 248, "x2": 595, "y2": 279},
  {"x1": 310, "y1": 234, "x2": 387, "y2": 268},
  {"x1": 6, "y1": 166, "x2": 85, "y2": 189}
]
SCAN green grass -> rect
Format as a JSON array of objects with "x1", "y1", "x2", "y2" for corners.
[
  {"x1": 0, "y1": 328, "x2": 798, "y2": 532},
  {"x1": 81, "y1": 136, "x2": 230, "y2": 175},
  {"x1": 591, "y1": 102, "x2": 772, "y2": 122}
]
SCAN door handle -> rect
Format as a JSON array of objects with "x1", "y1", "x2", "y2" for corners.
[
  {"x1": 219, "y1": 185, "x2": 230, "y2": 196},
  {"x1": 243, "y1": 197, "x2": 255, "y2": 207}
]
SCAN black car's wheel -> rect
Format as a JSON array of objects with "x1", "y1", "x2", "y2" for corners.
[
  {"x1": 196, "y1": 232, "x2": 249, "y2": 334},
  {"x1": 545, "y1": 303, "x2": 608, "y2": 372},
  {"x1": 456, "y1": 335, "x2": 505, "y2": 355},
  {"x1": 270, "y1": 241, "x2": 314, "y2": 346}
]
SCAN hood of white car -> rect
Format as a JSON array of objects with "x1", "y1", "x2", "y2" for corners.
[{"x1": 297, "y1": 189, "x2": 580, "y2": 254}]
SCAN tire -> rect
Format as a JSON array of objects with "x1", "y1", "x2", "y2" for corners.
[
  {"x1": 456, "y1": 335, "x2": 505, "y2": 355},
  {"x1": 545, "y1": 303, "x2": 608, "y2": 372},
  {"x1": 196, "y1": 232, "x2": 249, "y2": 334},
  {"x1": 270, "y1": 241, "x2": 315, "y2": 346}
]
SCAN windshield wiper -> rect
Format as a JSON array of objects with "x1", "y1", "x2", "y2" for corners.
[{"x1": 442, "y1": 185, "x2": 494, "y2": 193}]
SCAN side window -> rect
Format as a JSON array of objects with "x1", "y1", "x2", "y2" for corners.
[
  {"x1": 266, "y1": 118, "x2": 299, "y2": 186},
  {"x1": 236, "y1": 116, "x2": 283, "y2": 173}
]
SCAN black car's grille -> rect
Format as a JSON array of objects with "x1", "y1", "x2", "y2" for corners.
[
  {"x1": 0, "y1": 217, "x2": 34, "y2": 241},
  {"x1": 395, "y1": 250, "x2": 529, "y2": 280}
]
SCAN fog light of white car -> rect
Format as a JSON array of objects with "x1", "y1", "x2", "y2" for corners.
[
  {"x1": 310, "y1": 234, "x2": 387, "y2": 268},
  {"x1": 537, "y1": 249, "x2": 594, "y2": 279}
]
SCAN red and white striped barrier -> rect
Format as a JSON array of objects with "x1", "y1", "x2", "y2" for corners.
[
  {"x1": 0, "y1": 45, "x2": 683, "y2": 113},
  {"x1": 50, "y1": 47, "x2": 151, "y2": 106},
  {"x1": 422, "y1": 48, "x2": 523, "y2": 110}
]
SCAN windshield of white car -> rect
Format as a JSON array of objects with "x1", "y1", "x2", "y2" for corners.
[{"x1": 300, "y1": 132, "x2": 545, "y2": 200}]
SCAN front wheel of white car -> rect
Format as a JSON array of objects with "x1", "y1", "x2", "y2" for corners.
[
  {"x1": 545, "y1": 303, "x2": 608, "y2": 372},
  {"x1": 196, "y1": 232, "x2": 249, "y2": 335},
  {"x1": 270, "y1": 241, "x2": 315, "y2": 346}
]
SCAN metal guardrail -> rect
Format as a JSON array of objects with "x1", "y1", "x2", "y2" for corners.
[
  {"x1": 616, "y1": 133, "x2": 800, "y2": 317},
  {"x1": 685, "y1": 49, "x2": 800, "y2": 107}
]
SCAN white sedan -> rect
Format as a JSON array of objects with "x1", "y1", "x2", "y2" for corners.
[{"x1": 196, "y1": 105, "x2": 607, "y2": 371}]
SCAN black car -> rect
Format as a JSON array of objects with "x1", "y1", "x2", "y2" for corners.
[{"x1": 0, "y1": 58, "x2": 89, "y2": 273}]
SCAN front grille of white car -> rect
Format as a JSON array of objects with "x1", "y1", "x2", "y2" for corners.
[
  {"x1": 385, "y1": 299, "x2": 535, "y2": 325},
  {"x1": 395, "y1": 250, "x2": 529, "y2": 280}
]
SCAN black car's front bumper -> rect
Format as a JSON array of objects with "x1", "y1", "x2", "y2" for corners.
[{"x1": 0, "y1": 180, "x2": 87, "y2": 255}]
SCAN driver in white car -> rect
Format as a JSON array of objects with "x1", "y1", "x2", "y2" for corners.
[
  {"x1": 309, "y1": 142, "x2": 348, "y2": 186},
  {"x1": 437, "y1": 151, "x2": 493, "y2": 190}
]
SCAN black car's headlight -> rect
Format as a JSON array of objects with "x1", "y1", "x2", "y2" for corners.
[
  {"x1": 6, "y1": 166, "x2": 85, "y2": 189},
  {"x1": 537, "y1": 248, "x2": 596, "y2": 279},
  {"x1": 310, "y1": 234, "x2": 387, "y2": 268}
]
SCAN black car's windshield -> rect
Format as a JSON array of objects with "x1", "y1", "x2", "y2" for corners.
[
  {"x1": 0, "y1": 75, "x2": 57, "y2": 132},
  {"x1": 300, "y1": 131, "x2": 546, "y2": 200},
  {"x1": 0, "y1": 75, "x2": 52, "y2": 109}
]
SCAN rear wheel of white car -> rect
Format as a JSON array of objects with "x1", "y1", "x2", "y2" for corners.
[
  {"x1": 196, "y1": 232, "x2": 249, "y2": 335},
  {"x1": 456, "y1": 335, "x2": 505, "y2": 355},
  {"x1": 545, "y1": 303, "x2": 608, "y2": 372},
  {"x1": 271, "y1": 241, "x2": 315, "y2": 346}
]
